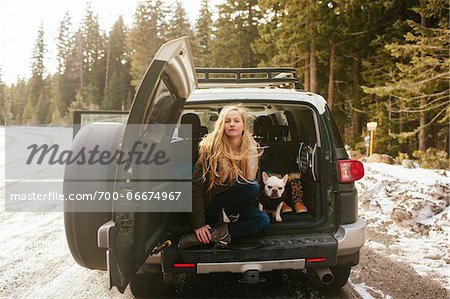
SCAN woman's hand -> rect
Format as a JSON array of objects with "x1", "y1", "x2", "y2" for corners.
[{"x1": 195, "y1": 225, "x2": 212, "y2": 244}]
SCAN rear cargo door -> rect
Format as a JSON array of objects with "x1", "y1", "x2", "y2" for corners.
[{"x1": 108, "y1": 37, "x2": 197, "y2": 292}]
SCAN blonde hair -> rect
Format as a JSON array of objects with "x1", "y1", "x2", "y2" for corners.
[{"x1": 197, "y1": 105, "x2": 262, "y2": 192}]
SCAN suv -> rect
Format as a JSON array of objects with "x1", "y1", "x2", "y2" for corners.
[{"x1": 63, "y1": 37, "x2": 366, "y2": 297}]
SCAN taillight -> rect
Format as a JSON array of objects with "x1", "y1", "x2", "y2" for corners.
[
  {"x1": 306, "y1": 257, "x2": 327, "y2": 263},
  {"x1": 338, "y1": 160, "x2": 364, "y2": 183},
  {"x1": 172, "y1": 263, "x2": 196, "y2": 268}
]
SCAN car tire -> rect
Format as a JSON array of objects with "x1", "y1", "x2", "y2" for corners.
[
  {"x1": 306, "y1": 265, "x2": 351, "y2": 290},
  {"x1": 63, "y1": 123, "x2": 125, "y2": 270},
  {"x1": 129, "y1": 272, "x2": 167, "y2": 298}
]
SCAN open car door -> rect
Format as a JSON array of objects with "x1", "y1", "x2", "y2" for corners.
[{"x1": 107, "y1": 37, "x2": 197, "y2": 292}]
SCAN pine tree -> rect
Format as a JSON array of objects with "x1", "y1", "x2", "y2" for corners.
[
  {"x1": 35, "y1": 78, "x2": 51, "y2": 123},
  {"x1": 29, "y1": 23, "x2": 46, "y2": 108},
  {"x1": 104, "y1": 71, "x2": 129, "y2": 109},
  {"x1": 25, "y1": 23, "x2": 47, "y2": 124},
  {"x1": 22, "y1": 100, "x2": 35, "y2": 125},
  {"x1": 80, "y1": 3, "x2": 105, "y2": 107},
  {"x1": 0, "y1": 67, "x2": 11, "y2": 124},
  {"x1": 57, "y1": 12, "x2": 73, "y2": 75},
  {"x1": 103, "y1": 17, "x2": 131, "y2": 110},
  {"x1": 251, "y1": 0, "x2": 286, "y2": 66},
  {"x1": 128, "y1": 0, "x2": 167, "y2": 87},
  {"x1": 253, "y1": 0, "x2": 320, "y2": 90},
  {"x1": 210, "y1": 0, "x2": 263, "y2": 67},
  {"x1": 167, "y1": 1, "x2": 193, "y2": 40},
  {"x1": 62, "y1": 31, "x2": 84, "y2": 117},
  {"x1": 361, "y1": 0, "x2": 449, "y2": 153},
  {"x1": 193, "y1": 0, "x2": 213, "y2": 67},
  {"x1": 56, "y1": 11, "x2": 73, "y2": 117},
  {"x1": 9, "y1": 78, "x2": 28, "y2": 124},
  {"x1": 363, "y1": 19, "x2": 449, "y2": 152}
]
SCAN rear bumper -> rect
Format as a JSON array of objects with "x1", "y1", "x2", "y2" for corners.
[
  {"x1": 161, "y1": 233, "x2": 337, "y2": 274},
  {"x1": 150, "y1": 220, "x2": 367, "y2": 274},
  {"x1": 334, "y1": 219, "x2": 367, "y2": 256},
  {"x1": 197, "y1": 259, "x2": 305, "y2": 274}
]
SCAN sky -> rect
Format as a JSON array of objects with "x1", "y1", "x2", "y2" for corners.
[{"x1": 0, "y1": 0, "x2": 221, "y2": 85}]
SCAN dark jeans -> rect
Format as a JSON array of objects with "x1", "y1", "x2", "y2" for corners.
[{"x1": 206, "y1": 183, "x2": 270, "y2": 239}]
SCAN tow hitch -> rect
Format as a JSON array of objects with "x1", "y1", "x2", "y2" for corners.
[{"x1": 239, "y1": 270, "x2": 266, "y2": 284}]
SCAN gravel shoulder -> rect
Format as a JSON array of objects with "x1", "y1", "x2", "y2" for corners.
[{"x1": 349, "y1": 229, "x2": 449, "y2": 299}]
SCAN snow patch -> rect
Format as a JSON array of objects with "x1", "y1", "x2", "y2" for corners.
[
  {"x1": 357, "y1": 163, "x2": 450, "y2": 290},
  {"x1": 350, "y1": 281, "x2": 393, "y2": 299}
]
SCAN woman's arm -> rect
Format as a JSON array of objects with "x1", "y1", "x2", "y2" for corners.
[
  {"x1": 247, "y1": 145, "x2": 261, "y2": 181},
  {"x1": 191, "y1": 161, "x2": 208, "y2": 230},
  {"x1": 191, "y1": 161, "x2": 213, "y2": 243}
]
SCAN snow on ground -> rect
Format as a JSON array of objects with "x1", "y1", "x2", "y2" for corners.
[
  {"x1": 349, "y1": 281, "x2": 393, "y2": 299},
  {"x1": 355, "y1": 162, "x2": 450, "y2": 292}
]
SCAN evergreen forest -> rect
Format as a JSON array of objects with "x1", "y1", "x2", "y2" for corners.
[{"x1": 0, "y1": 0, "x2": 448, "y2": 158}]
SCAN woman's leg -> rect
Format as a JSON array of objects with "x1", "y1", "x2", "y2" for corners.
[
  {"x1": 228, "y1": 207, "x2": 270, "y2": 239},
  {"x1": 205, "y1": 183, "x2": 260, "y2": 226},
  {"x1": 225, "y1": 183, "x2": 260, "y2": 215}
]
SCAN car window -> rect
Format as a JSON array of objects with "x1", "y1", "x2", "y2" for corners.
[
  {"x1": 327, "y1": 109, "x2": 345, "y2": 148},
  {"x1": 145, "y1": 80, "x2": 177, "y2": 125},
  {"x1": 178, "y1": 104, "x2": 318, "y2": 144}
]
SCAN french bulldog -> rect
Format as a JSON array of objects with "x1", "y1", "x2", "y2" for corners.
[{"x1": 258, "y1": 172, "x2": 291, "y2": 222}]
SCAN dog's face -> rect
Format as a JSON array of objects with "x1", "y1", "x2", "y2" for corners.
[{"x1": 262, "y1": 172, "x2": 288, "y2": 199}]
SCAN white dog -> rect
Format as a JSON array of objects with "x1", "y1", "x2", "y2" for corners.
[{"x1": 258, "y1": 172, "x2": 290, "y2": 222}]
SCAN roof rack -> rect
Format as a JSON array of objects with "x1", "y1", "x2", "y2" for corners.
[{"x1": 196, "y1": 67, "x2": 302, "y2": 89}]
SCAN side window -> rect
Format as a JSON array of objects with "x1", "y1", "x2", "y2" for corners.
[
  {"x1": 145, "y1": 80, "x2": 177, "y2": 125},
  {"x1": 291, "y1": 108, "x2": 317, "y2": 143},
  {"x1": 328, "y1": 111, "x2": 345, "y2": 148}
]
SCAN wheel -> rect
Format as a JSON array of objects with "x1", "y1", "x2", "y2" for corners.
[
  {"x1": 63, "y1": 123, "x2": 125, "y2": 270},
  {"x1": 307, "y1": 265, "x2": 351, "y2": 290},
  {"x1": 129, "y1": 272, "x2": 167, "y2": 298}
]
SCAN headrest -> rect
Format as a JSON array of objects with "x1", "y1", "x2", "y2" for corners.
[
  {"x1": 181, "y1": 113, "x2": 201, "y2": 127},
  {"x1": 179, "y1": 113, "x2": 205, "y2": 139},
  {"x1": 253, "y1": 116, "x2": 273, "y2": 141}
]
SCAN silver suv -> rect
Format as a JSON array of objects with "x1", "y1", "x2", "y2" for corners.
[{"x1": 63, "y1": 37, "x2": 366, "y2": 297}]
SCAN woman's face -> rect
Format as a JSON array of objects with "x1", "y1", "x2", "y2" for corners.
[{"x1": 223, "y1": 110, "x2": 244, "y2": 139}]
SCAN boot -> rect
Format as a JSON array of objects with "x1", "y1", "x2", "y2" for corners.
[
  {"x1": 178, "y1": 209, "x2": 231, "y2": 250},
  {"x1": 281, "y1": 202, "x2": 292, "y2": 213},
  {"x1": 290, "y1": 176, "x2": 308, "y2": 213}
]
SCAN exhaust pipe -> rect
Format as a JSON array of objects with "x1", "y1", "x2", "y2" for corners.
[{"x1": 315, "y1": 267, "x2": 334, "y2": 285}]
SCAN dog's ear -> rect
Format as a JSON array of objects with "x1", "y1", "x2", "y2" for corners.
[
  {"x1": 262, "y1": 171, "x2": 268, "y2": 183},
  {"x1": 282, "y1": 174, "x2": 289, "y2": 185}
]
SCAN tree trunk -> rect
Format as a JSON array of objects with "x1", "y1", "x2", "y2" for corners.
[
  {"x1": 352, "y1": 56, "x2": 361, "y2": 145},
  {"x1": 445, "y1": 123, "x2": 449, "y2": 158},
  {"x1": 327, "y1": 33, "x2": 336, "y2": 111},
  {"x1": 419, "y1": 97, "x2": 427, "y2": 151},
  {"x1": 308, "y1": 0, "x2": 317, "y2": 93},
  {"x1": 418, "y1": 15, "x2": 428, "y2": 152},
  {"x1": 388, "y1": 97, "x2": 392, "y2": 149},
  {"x1": 304, "y1": 55, "x2": 310, "y2": 91},
  {"x1": 104, "y1": 38, "x2": 111, "y2": 105},
  {"x1": 310, "y1": 43, "x2": 318, "y2": 93}
]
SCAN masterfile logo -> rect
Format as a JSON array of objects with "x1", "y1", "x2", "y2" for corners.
[{"x1": 5, "y1": 124, "x2": 193, "y2": 212}]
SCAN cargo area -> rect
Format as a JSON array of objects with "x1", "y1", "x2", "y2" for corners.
[{"x1": 166, "y1": 102, "x2": 332, "y2": 237}]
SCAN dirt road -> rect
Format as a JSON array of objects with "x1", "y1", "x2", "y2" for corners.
[{"x1": 1, "y1": 210, "x2": 448, "y2": 298}]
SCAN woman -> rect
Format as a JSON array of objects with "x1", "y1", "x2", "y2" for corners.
[{"x1": 180, "y1": 105, "x2": 270, "y2": 249}]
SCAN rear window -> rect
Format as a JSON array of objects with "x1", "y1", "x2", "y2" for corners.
[{"x1": 178, "y1": 103, "x2": 318, "y2": 144}]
